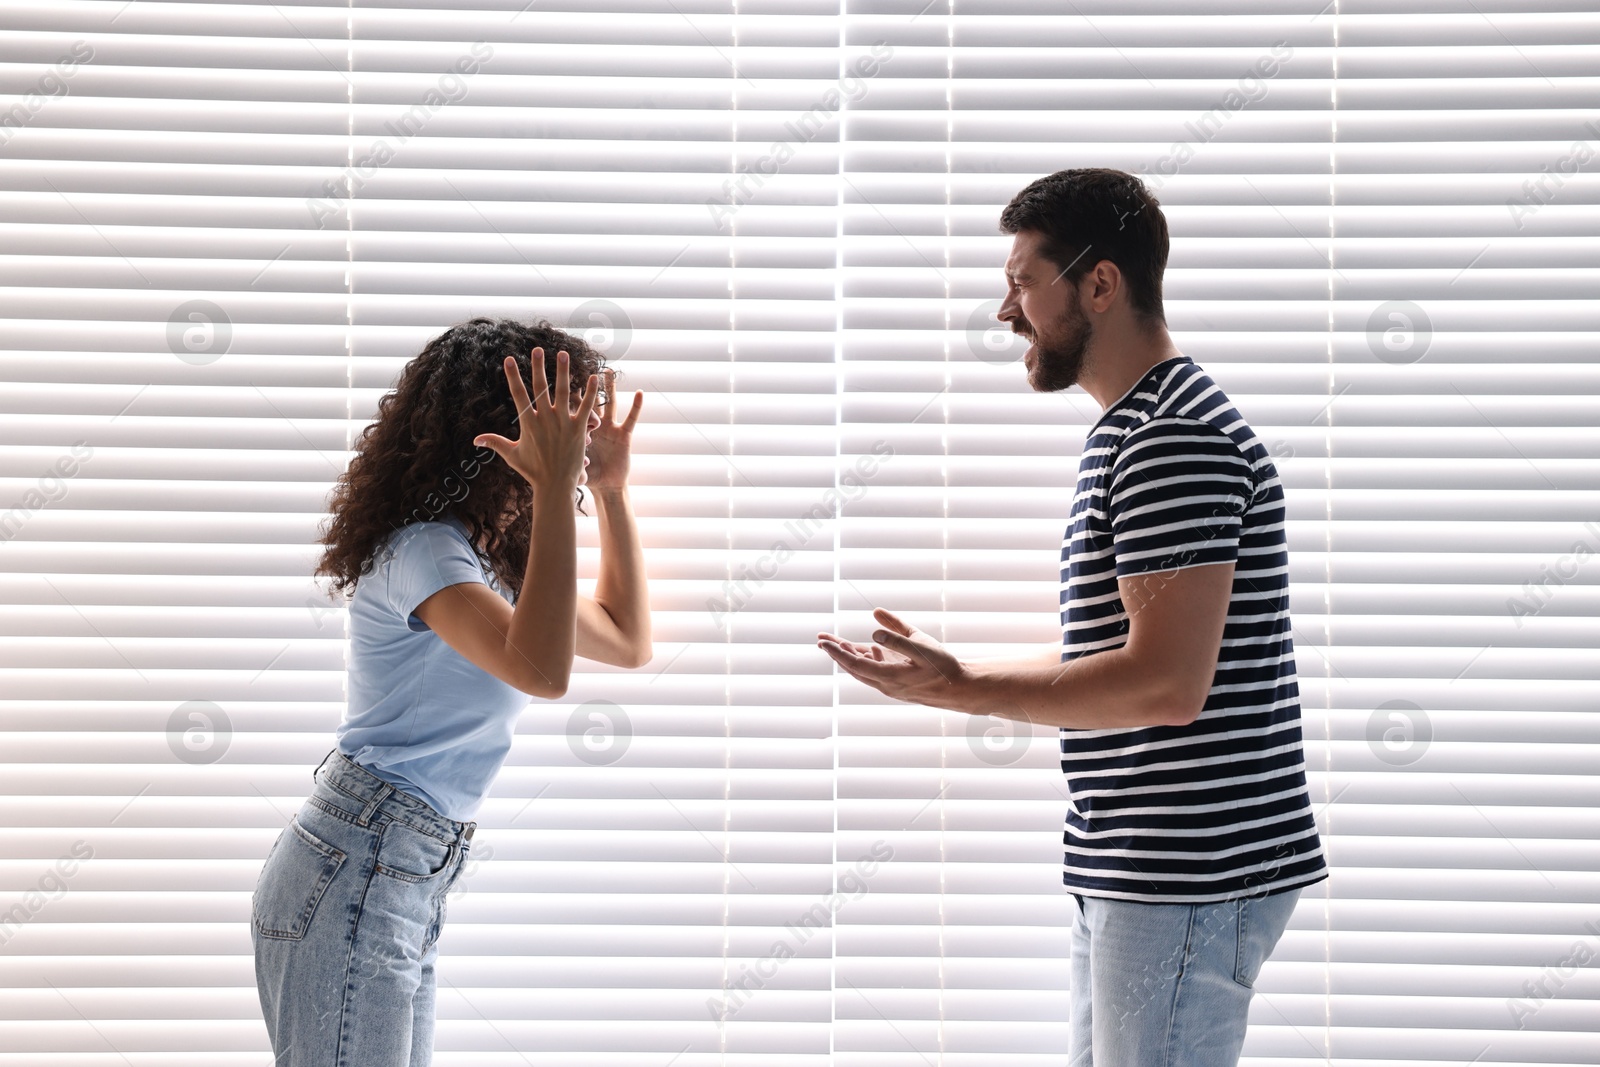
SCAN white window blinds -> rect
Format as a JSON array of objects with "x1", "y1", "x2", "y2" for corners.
[{"x1": 0, "y1": 2, "x2": 1595, "y2": 1064}]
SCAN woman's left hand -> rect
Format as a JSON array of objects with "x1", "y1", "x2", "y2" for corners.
[{"x1": 584, "y1": 368, "x2": 644, "y2": 490}]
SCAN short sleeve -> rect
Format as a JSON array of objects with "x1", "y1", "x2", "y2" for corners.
[
  {"x1": 1107, "y1": 418, "x2": 1255, "y2": 579},
  {"x1": 380, "y1": 522, "x2": 488, "y2": 632}
]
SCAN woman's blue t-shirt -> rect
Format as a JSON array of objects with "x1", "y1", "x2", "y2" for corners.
[{"x1": 336, "y1": 515, "x2": 529, "y2": 821}]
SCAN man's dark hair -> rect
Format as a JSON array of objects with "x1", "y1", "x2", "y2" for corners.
[{"x1": 998, "y1": 168, "x2": 1170, "y2": 330}]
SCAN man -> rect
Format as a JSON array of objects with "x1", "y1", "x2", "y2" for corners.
[{"x1": 818, "y1": 167, "x2": 1327, "y2": 1066}]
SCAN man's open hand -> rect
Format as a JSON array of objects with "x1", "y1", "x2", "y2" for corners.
[{"x1": 817, "y1": 607, "x2": 969, "y2": 709}]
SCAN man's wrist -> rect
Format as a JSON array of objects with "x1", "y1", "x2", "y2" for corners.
[{"x1": 944, "y1": 661, "x2": 990, "y2": 716}]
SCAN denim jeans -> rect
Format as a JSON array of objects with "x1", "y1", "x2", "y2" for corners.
[
  {"x1": 1068, "y1": 886, "x2": 1302, "y2": 1067},
  {"x1": 252, "y1": 751, "x2": 474, "y2": 1067}
]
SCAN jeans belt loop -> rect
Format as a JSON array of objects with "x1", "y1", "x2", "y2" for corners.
[{"x1": 357, "y1": 781, "x2": 393, "y2": 826}]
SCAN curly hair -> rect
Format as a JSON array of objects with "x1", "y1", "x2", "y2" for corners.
[{"x1": 316, "y1": 316, "x2": 607, "y2": 602}]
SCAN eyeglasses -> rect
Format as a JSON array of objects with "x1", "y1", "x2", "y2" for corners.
[{"x1": 560, "y1": 382, "x2": 609, "y2": 411}]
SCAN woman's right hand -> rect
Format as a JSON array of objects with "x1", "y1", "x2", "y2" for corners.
[{"x1": 473, "y1": 347, "x2": 600, "y2": 490}]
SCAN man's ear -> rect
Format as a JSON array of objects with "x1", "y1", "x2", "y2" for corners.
[{"x1": 1084, "y1": 260, "x2": 1122, "y2": 315}]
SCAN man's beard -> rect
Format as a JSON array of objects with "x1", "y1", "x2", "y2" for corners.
[{"x1": 1020, "y1": 299, "x2": 1092, "y2": 393}]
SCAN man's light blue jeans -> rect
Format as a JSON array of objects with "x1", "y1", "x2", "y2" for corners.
[
  {"x1": 252, "y1": 751, "x2": 473, "y2": 1066},
  {"x1": 1068, "y1": 886, "x2": 1302, "y2": 1066}
]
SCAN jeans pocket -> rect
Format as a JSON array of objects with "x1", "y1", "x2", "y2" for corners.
[
  {"x1": 1232, "y1": 897, "x2": 1261, "y2": 988},
  {"x1": 1233, "y1": 889, "x2": 1297, "y2": 989},
  {"x1": 374, "y1": 820, "x2": 456, "y2": 883},
  {"x1": 252, "y1": 816, "x2": 346, "y2": 941}
]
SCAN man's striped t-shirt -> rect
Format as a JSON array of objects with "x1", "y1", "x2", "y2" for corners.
[{"x1": 1058, "y1": 354, "x2": 1328, "y2": 903}]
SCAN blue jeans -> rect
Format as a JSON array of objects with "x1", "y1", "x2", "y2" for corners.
[
  {"x1": 252, "y1": 751, "x2": 474, "y2": 1067},
  {"x1": 1068, "y1": 886, "x2": 1302, "y2": 1067}
]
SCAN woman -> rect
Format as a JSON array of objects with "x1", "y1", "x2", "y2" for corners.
[{"x1": 251, "y1": 317, "x2": 650, "y2": 1066}]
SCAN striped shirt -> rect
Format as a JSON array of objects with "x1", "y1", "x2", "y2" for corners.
[{"x1": 1058, "y1": 354, "x2": 1328, "y2": 903}]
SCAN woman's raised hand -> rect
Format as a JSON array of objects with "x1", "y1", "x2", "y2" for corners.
[
  {"x1": 474, "y1": 348, "x2": 600, "y2": 490},
  {"x1": 583, "y1": 368, "x2": 644, "y2": 491}
]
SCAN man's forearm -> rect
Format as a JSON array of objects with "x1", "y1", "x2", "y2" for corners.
[
  {"x1": 951, "y1": 648, "x2": 1184, "y2": 730},
  {"x1": 591, "y1": 486, "x2": 651, "y2": 650},
  {"x1": 968, "y1": 645, "x2": 1063, "y2": 672}
]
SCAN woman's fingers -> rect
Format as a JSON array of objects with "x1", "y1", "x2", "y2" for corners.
[
  {"x1": 577, "y1": 370, "x2": 601, "y2": 423},
  {"x1": 528, "y1": 347, "x2": 549, "y2": 415},
  {"x1": 502, "y1": 353, "x2": 535, "y2": 427},
  {"x1": 621, "y1": 389, "x2": 644, "y2": 432},
  {"x1": 471, "y1": 431, "x2": 514, "y2": 460},
  {"x1": 479, "y1": 347, "x2": 604, "y2": 488},
  {"x1": 554, "y1": 349, "x2": 571, "y2": 411}
]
